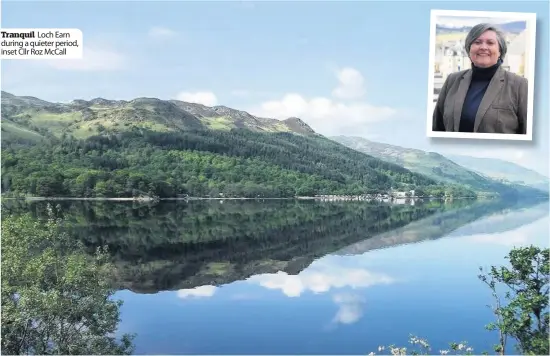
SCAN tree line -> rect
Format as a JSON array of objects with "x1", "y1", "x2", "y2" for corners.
[{"x1": 1, "y1": 129, "x2": 477, "y2": 198}]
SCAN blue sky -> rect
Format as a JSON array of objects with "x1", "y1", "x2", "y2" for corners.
[{"x1": 2, "y1": 0, "x2": 548, "y2": 175}]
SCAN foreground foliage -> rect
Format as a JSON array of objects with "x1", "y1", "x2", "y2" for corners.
[
  {"x1": 1, "y1": 211, "x2": 135, "y2": 355},
  {"x1": 369, "y1": 246, "x2": 549, "y2": 355},
  {"x1": 479, "y1": 245, "x2": 549, "y2": 355}
]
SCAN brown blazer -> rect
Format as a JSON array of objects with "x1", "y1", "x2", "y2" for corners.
[{"x1": 432, "y1": 66, "x2": 528, "y2": 134}]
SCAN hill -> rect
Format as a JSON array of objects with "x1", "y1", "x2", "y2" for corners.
[
  {"x1": 499, "y1": 21, "x2": 527, "y2": 33},
  {"x1": 435, "y1": 21, "x2": 526, "y2": 35},
  {"x1": 1, "y1": 91, "x2": 317, "y2": 144},
  {"x1": 330, "y1": 136, "x2": 545, "y2": 197},
  {"x1": 1, "y1": 92, "x2": 474, "y2": 199},
  {"x1": 447, "y1": 154, "x2": 549, "y2": 192}
]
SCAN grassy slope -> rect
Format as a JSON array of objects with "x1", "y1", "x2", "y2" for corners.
[
  {"x1": 1, "y1": 120, "x2": 45, "y2": 143},
  {"x1": 1, "y1": 92, "x2": 306, "y2": 141}
]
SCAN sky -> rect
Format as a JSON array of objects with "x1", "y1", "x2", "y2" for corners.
[{"x1": 1, "y1": 0, "x2": 548, "y2": 176}]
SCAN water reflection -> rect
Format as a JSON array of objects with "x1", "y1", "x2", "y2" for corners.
[
  {"x1": 4, "y1": 198, "x2": 471, "y2": 293},
  {"x1": 3, "y1": 198, "x2": 548, "y2": 354},
  {"x1": 247, "y1": 265, "x2": 394, "y2": 298}
]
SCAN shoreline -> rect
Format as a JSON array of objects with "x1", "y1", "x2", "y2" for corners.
[
  {"x1": 2, "y1": 196, "x2": 293, "y2": 201},
  {"x1": 2, "y1": 195, "x2": 546, "y2": 204},
  {"x1": 2, "y1": 195, "x2": 478, "y2": 202}
]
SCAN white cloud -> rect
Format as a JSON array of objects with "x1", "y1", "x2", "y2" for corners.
[
  {"x1": 251, "y1": 93, "x2": 396, "y2": 136},
  {"x1": 148, "y1": 26, "x2": 177, "y2": 39},
  {"x1": 247, "y1": 265, "x2": 394, "y2": 298},
  {"x1": 332, "y1": 67, "x2": 366, "y2": 99},
  {"x1": 248, "y1": 67, "x2": 397, "y2": 136},
  {"x1": 176, "y1": 91, "x2": 218, "y2": 106},
  {"x1": 177, "y1": 285, "x2": 217, "y2": 298},
  {"x1": 46, "y1": 46, "x2": 125, "y2": 71},
  {"x1": 332, "y1": 293, "x2": 366, "y2": 325},
  {"x1": 248, "y1": 261, "x2": 387, "y2": 326}
]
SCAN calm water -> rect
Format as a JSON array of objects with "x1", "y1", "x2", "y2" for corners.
[{"x1": 4, "y1": 198, "x2": 549, "y2": 354}]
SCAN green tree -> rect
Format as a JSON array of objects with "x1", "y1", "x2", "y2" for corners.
[
  {"x1": 94, "y1": 181, "x2": 109, "y2": 197},
  {"x1": 370, "y1": 246, "x2": 549, "y2": 355},
  {"x1": 479, "y1": 246, "x2": 549, "y2": 355},
  {"x1": 1, "y1": 212, "x2": 135, "y2": 355},
  {"x1": 414, "y1": 188, "x2": 426, "y2": 197}
]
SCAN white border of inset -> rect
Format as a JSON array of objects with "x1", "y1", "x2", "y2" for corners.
[{"x1": 426, "y1": 9, "x2": 537, "y2": 141}]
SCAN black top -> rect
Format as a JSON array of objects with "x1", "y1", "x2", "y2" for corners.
[{"x1": 459, "y1": 59, "x2": 502, "y2": 132}]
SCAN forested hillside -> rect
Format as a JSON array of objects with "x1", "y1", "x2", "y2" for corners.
[
  {"x1": 2, "y1": 129, "x2": 475, "y2": 198},
  {"x1": 0, "y1": 91, "x2": 508, "y2": 199}
]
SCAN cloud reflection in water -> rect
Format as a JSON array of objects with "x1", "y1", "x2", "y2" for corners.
[
  {"x1": 247, "y1": 264, "x2": 394, "y2": 298},
  {"x1": 177, "y1": 285, "x2": 217, "y2": 299}
]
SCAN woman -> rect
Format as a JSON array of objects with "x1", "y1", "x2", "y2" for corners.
[{"x1": 432, "y1": 23, "x2": 528, "y2": 134}]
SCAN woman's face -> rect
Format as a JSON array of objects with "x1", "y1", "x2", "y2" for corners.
[{"x1": 469, "y1": 30, "x2": 501, "y2": 68}]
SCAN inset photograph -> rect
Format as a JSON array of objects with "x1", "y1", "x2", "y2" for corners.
[{"x1": 427, "y1": 10, "x2": 536, "y2": 140}]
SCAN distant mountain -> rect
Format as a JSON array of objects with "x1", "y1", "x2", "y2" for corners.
[
  {"x1": 499, "y1": 21, "x2": 528, "y2": 33},
  {"x1": 436, "y1": 24, "x2": 471, "y2": 34},
  {"x1": 447, "y1": 154, "x2": 549, "y2": 192},
  {"x1": 330, "y1": 136, "x2": 546, "y2": 197},
  {"x1": 436, "y1": 21, "x2": 526, "y2": 35},
  {"x1": 1, "y1": 91, "x2": 469, "y2": 199}
]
